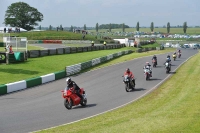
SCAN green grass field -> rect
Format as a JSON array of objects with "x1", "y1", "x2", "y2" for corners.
[
  {"x1": 0, "y1": 27, "x2": 199, "y2": 42},
  {"x1": 36, "y1": 50, "x2": 200, "y2": 133},
  {"x1": 89, "y1": 27, "x2": 200, "y2": 35},
  {"x1": 0, "y1": 47, "x2": 173, "y2": 85},
  {"x1": 9, "y1": 31, "x2": 96, "y2": 40}
]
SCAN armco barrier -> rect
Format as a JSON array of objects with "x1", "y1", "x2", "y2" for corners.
[
  {"x1": 0, "y1": 50, "x2": 133, "y2": 95},
  {"x1": 100, "y1": 56, "x2": 107, "y2": 63},
  {"x1": 26, "y1": 44, "x2": 126, "y2": 58},
  {"x1": 0, "y1": 85, "x2": 7, "y2": 95},
  {"x1": 26, "y1": 77, "x2": 42, "y2": 88},
  {"x1": 41, "y1": 73, "x2": 55, "y2": 84},
  {"x1": 65, "y1": 50, "x2": 133, "y2": 77},
  {"x1": 81, "y1": 61, "x2": 92, "y2": 70},
  {"x1": 55, "y1": 70, "x2": 66, "y2": 80},
  {"x1": 6, "y1": 80, "x2": 26, "y2": 93}
]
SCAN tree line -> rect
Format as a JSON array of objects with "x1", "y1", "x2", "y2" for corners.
[{"x1": 3, "y1": 2, "x2": 189, "y2": 34}]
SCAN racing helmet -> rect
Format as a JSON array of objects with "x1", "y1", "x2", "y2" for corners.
[
  {"x1": 146, "y1": 62, "x2": 150, "y2": 65},
  {"x1": 66, "y1": 77, "x2": 72, "y2": 85},
  {"x1": 126, "y1": 68, "x2": 130, "y2": 73}
]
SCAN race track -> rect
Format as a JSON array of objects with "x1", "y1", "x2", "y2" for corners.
[{"x1": 0, "y1": 48, "x2": 198, "y2": 133}]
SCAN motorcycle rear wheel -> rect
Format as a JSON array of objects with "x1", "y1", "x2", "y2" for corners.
[{"x1": 64, "y1": 98, "x2": 72, "y2": 109}]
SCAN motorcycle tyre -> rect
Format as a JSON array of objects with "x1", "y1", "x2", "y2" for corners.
[
  {"x1": 153, "y1": 63, "x2": 156, "y2": 67},
  {"x1": 125, "y1": 83, "x2": 131, "y2": 92},
  {"x1": 64, "y1": 98, "x2": 72, "y2": 109},
  {"x1": 81, "y1": 98, "x2": 87, "y2": 106},
  {"x1": 166, "y1": 68, "x2": 170, "y2": 74},
  {"x1": 146, "y1": 75, "x2": 149, "y2": 81}
]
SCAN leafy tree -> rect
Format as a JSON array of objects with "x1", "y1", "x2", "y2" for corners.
[
  {"x1": 84, "y1": 24, "x2": 86, "y2": 30},
  {"x1": 109, "y1": 23, "x2": 111, "y2": 32},
  {"x1": 49, "y1": 25, "x2": 52, "y2": 30},
  {"x1": 136, "y1": 22, "x2": 139, "y2": 31},
  {"x1": 150, "y1": 22, "x2": 154, "y2": 32},
  {"x1": 99, "y1": 24, "x2": 129, "y2": 29},
  {"x1": 70, "y1": 25, "x2": 73, "y2": 32},
  {"x1": 4, "y1": 2, "x2": 43, "y2": 31},
  {"x1": 96, "y1": 23, "x2": 98, "y2": 32},
  {"x1": 60, "y1": 25, "x2": 63, "y2": 31},
  {"x1": 183, "y1": 22, "x2": 187, "y2": 34},
  {"x1": 122, "y1": 23, "x2": 125, "y2": 32},
  {"x1": 167, "y1": 22, "x2": 170, "y2": 33}
]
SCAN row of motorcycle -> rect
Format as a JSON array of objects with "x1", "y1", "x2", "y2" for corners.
[
  {"x1": 122, "y1": 52, "x2": 182, "y2": 92},
  {"x1": 61, "y1": 53, "x2": 182, "y2": 109}
]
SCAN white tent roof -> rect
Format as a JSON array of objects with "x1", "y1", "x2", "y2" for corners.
[{"x1": 0, "y1": 27, "x2": 27, "y2": 32}]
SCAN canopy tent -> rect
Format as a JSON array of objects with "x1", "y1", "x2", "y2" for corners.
[{"x1": 0, "y1": 27, "x2": 27, "y2": 33}]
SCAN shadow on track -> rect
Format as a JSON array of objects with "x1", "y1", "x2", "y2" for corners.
[
  {"x1": 130, "y1": 88, "x2": 146, "y2": 92},
  {"x1": 72, "y1": 104, "x2": 97, "y2": 109}
]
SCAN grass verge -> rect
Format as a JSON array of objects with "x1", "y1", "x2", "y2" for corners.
[
  {"x1": 0, "y1": 47, "x2": 174, "y2": 85},
  {"x1": 37, "y1": 50, "x2": 200, "y2": 133}
]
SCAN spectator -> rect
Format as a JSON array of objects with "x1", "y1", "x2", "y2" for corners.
[
  {"x1": 103, "y1": 41, "x2": 106, "y2": 46},
  {"x1": 82, "y1": 34, "x2": 85, "y2": 39},
  {"x1": 4, "y1": 28, "x2": 6, "y2": 33},
  {"x1": 91, "y1": 41, "x2": 94, "y2": 46}
]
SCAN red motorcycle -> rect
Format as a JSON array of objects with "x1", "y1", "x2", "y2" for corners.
[{"x1": 61, "y1": 87, "x2": 87, "y2": 109}]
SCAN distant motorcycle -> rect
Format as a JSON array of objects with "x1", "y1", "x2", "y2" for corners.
[
  {"x1": 178, "y1": 52, "x2": 181, "y2": 58},
  {"x1": 61, "y1": 87, "x2": 87, "y2": 109},
  {"x1": 152, "y1": 59, "x2": 157, "y2": 67},
  {"x1": 122, "y1": 75, "x2": 135, "y2": 92},
  {"x1": 144, "y1": 68, "x2": 151, "y2": 80},
  {"x1": 165, "y1": 62, "x2": 171, "y2": 74},
  {"x1": 173, "y1": 54, "x2": 177, "y2": 61}
]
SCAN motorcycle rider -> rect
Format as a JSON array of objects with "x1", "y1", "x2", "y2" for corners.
[
  {"x1": 152, "y1": 55, "x2": 157, "y2": 65},
  {"x1": 143, "y1": 62, "x2": 152, "y2": 77},
  {"x1": 66, "y1": 77, "x2": 83, "y2": 101},
  {"x1": 177, "y1": 49, "x2": 181, "y2": 56},
  {"x1": 167, "y1": 54, "x2": 171, "y2": 59},
  {"x1": 164, "y1": 57, "x2": 171, "y2": 71},
  {"x1": 124, "y1": 68, "x2": 136, "y2": 86}
]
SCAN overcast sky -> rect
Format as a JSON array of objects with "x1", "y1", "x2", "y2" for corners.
[{"x1": 0, "y1": 0, "x2": 200, "y2": 28}]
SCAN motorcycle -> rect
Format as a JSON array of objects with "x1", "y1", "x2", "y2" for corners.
[
  {"x1": 152, "y1": 59, "x2": 157, "y2": 67},
  {"x1": 122, "y1": 75, "x2": 135, "y2": 92},
  {"x1": 165, "y1": 62, "x2": 171, "y2": 74},
  {"x1": 178, "y1": 52, "x2": 181, "y2": 58},
  {"x1": 144, "y1": 68, "x2": 151, "y2": 80},
  {"x1": 172, "y1": 54, "x2": 176, "y2": 61},
  {"x1": 61, "y1": 87, "x2": 87, "y2": 109}
]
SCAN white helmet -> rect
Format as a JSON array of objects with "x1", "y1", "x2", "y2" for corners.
[{"x1": 66, "y1": 77, "x2": 72, "y2": 85}]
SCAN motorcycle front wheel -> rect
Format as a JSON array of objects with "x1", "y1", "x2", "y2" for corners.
[
  {"x1": 81, "y1": 98, "x2": 87, "y2": 106},
  {"x1": 125, "y1": 83, "x2": 131, "y2": 92},
  {"x1": 146, "y1": 75, "x2": 149, "y2": 81},
  {"x1": 64, "y1": 98, "x2": 72, "y2": 109}
]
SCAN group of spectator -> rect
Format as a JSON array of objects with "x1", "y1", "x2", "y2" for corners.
[{"x1": 4, "y1": 27, "x2": 20, "y2": 33}]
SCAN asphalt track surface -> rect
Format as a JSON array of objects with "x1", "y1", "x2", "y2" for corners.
[{"x1": 0, "y1": 48, "x2": 198, "y2": 133}]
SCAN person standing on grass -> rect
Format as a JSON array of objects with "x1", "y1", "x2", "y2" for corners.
[
  {"x1": 91, "y1": 41, "x2": 94, "y2": 47},
  {"x1": 103, "y1": 41, "x2": 106, "y2": 46}
]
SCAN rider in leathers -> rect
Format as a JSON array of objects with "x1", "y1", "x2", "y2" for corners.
[
  {"x1": 164, "y1": 57, "x2": 171, "y2": 71},
  {"x1": 152, "y1": 55, "x2": 157, "y2": 65},
  {"x1": 143, "y1": 62, "x2": 152, "y2": 77},
  {"x1": 66, "y1": 77, "x2": 83, "y2": 100},
  {"x1": 124, "y1": 68, "x2": 136, "y2": 86}
]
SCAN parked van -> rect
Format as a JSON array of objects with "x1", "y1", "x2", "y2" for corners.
[{"x1": 183, "y1": 44, "x2": 190, "y2": 48}]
